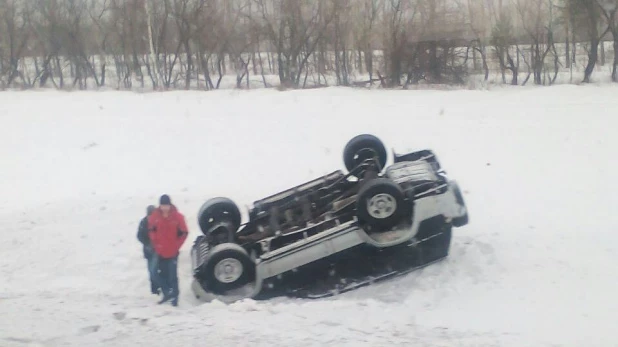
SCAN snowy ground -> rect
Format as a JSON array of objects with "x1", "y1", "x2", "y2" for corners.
[{"x1": 1, "y1": 85, "x2": 618, "y2": 346}]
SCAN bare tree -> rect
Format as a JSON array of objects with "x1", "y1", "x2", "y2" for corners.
[
  {"x1": 491, "y1": 11, "x2": 521, "y2": 84},
  {"x1": 461, "y1": 0, "x2": 490, "y2": 81},
  {"x1": 568, "y1": 0, "x2": 610, "y2": 82},
  {"x1": 515, "y1": 0, "x2": 557, "y2": 85},
  {"x1": 253, "y1": 0, "x2": 336, "y2": 88},
  {"x1": 380, "y1": 0, "x2": 416, "y2": 87},
  {"x1": 353, "y1": 0, "x2": 382, "y2": 84},
  {"x1": 144, "y1": 0, "x2": 165, "y2": 88},
  {"x1": 0, "y1": 0, "x2": 34, "y2": 88},
  {"x1": 596, "y1": 0, "x2": 618, "y2": 81},
  {"x1": 329, "y1": 0, "x2": 353, "y2": 86}
]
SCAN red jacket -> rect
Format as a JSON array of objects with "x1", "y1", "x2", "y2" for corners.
[{"x1": 148, "y1": 205, "x2": 189, "y2": 258}]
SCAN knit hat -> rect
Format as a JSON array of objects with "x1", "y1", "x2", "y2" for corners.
[
  {"x1": 159, "y1": 194, "x2": 171, "y2": 205},
  {"x1": 146, "y1": 205, "x2": 156, "y2": 215}
]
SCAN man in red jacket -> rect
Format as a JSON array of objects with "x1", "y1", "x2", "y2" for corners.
[{"x1": 148, "y1": 194, "x2": 188, "y2": 306}]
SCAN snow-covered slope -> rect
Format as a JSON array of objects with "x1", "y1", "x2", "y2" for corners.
[{"x1": 1, "y1": 85, "x2": 617, "y2": 347}]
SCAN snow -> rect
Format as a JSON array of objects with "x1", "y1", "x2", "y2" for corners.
[{"x1": 1, "y1": 85, "x2": 618, "y2": 346}]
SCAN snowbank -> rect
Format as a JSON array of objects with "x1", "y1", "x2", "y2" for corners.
[{"x1": 1, "y1": 85, "x2": 617, "y2": 346}]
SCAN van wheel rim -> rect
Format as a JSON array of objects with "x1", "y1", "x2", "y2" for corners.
[
  {"x1": 367, "y1": 193, "x2": 397, "y2": 219},
  {"x1": 214, "y1": 258, "x2": 243, "y2": 283}
]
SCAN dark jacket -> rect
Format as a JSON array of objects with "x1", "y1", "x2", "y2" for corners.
[
  {"x1": 148, "y1": 205, "x2": 189, "y2": 259},
  {"x1": 137, "y1": 216, "x2": 153, "y2": 258}
]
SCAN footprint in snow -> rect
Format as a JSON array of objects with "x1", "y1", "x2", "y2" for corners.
[
  {"x1": 82, "y1": 142, "x2": 98, "y2": 150},
  {"x1": 79, "y1": 325, "x2": 100, "y2": 335},
  {"x1": 3, "y1": 337, "x2": 34, "y2": 344}
]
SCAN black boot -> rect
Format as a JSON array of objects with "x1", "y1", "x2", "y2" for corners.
[{"x1": 158, "y1": 294, "x2": 172, "y2": 304}]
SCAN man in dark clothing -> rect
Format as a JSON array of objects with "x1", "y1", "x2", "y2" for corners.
[
  {"x1": 137, "y1": 205, "x2": 159, "y2": 294},
  {"x1": 148, "y1": 194, "x2": 189, "y2": 306}
]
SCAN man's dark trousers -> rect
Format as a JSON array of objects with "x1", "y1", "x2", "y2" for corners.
[
  {"x1": 145, "y1": 247, "x2": 160, "y2": 294},
  {"x1": 158, "y1": 255, "x2": 179, "y2": 306}
]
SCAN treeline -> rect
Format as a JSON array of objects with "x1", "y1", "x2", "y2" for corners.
[{"x1": 0, "y1": 0, "x2": 617, "y2": 91}]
